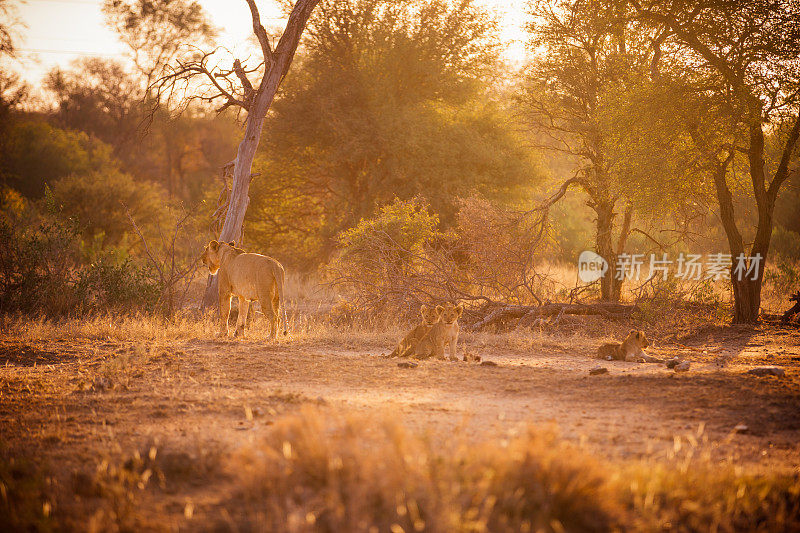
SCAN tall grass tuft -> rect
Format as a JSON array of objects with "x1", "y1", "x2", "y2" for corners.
[{"x1": 230, "y1": 407, "x2": 623, "y2": 532}]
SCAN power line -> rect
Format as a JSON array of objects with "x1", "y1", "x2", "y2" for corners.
[
  {"x1": 18, "y1": 47, "x2": 126, "y2": 56},
  {"x1": 25, "y1": 0, "x2": 100, "y2": 4}
]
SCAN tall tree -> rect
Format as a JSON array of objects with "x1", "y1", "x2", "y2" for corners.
[
  {"x1": 247, "y1": 0, "x2": 538, "y2": 266},
  {"x1": 103, "y1": 0, "x2": 217, "y2": 85},
  {"x1": 0, "y1": 0, "x2": 18, "y2": 58},
  {"x1": 153, "y1": 0, "x2": 320, "y2": 304},
  {"x1": 46, "y1": 58, "x2": 143, "y2": 152},
  {"x1": 101, "y1": 0, "x2": 222, "y2": 198},
  {"x1": 520, "y1": 0, "x2": 661, "y2": 301},
  {"x1": 632, "y1": 0, "x2": 800, "y2": 323}
]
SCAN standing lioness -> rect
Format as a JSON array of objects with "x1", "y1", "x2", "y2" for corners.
[{"x1": 201, "y1": 240, "x2": 287, "y2": 339}]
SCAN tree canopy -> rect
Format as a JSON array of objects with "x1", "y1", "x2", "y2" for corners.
[{"x1": 246, "y1": 0, "x2": 543, "y2": 267}]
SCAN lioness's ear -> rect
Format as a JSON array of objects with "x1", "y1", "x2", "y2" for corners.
[
  {"x1": 638, "y1": 330, "x2": 645, "y2": 338},
  {"x1": 435, "y1": 305, "x2": 444, "y2": 315},
  {"x1": 419, "y1": 304, "x2": 428, "y2": 315},
  {"x1": 210, "y1": 240, "x2": 219, "y2": 251},
  {"x1": 455, "y1": 304, "x2": 464, "y2": 316},
  {"x1": 630, "y1": 329, "x2": 637, "y2": 335},
  {"x1": 229, "y1": 241, "x2": 236, "y2": 247}
]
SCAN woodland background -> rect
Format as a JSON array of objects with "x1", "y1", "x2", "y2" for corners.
[{"x1": 1, "y1": 0, "x2": 799, "y2": 324}]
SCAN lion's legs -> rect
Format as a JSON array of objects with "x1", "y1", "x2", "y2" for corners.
[
  {"x1": 260, "y1": 287, "x2": 278, "y2": 341},
  {"x1": 412, "y1": 341, "x2": 430, "y2": 360},
  {"x1": 398, "y1": 342, "x2": 414, "y2": 358},
  {"x1": 432, "y1": 341, "x2": 446, "y2": 360},
  {"x1": 271, "y1": 289, "x2": 281, "y2": 338},
  {"x1": 234, "y1": 297, "x2": 250, "y2": 337},
  {"x1": 638, "y1": 349, "x2": 664, "y2": 363},
  {"x1": 448, "y1": 333, "x2": 459, "y2": 360},
  {"x1": 218, "y1": 292, "x2": 232, "y2": 337}
]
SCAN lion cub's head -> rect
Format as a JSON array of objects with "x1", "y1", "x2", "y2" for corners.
[
  {"x1": 435, "y1": 302, "x2": 464, "y2": 325},
  {"x1": 201, "y1": 240, "x2": 236, "y2": 275},
  {"x1": 420, "y1": 305, "x2": 442, "y2": 325},
  {"x1": 624, "y1": 329, "x2": 649, "y2": 349}
]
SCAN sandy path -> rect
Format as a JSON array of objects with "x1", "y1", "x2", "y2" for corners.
[{"x1": 2, "y1": 325, "x2": 799, "y2": 485}]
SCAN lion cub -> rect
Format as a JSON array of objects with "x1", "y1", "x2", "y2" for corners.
[
  {"x1": 597, "y1": 330, "x2": 663, "y2": 363},
  {"x1": 413, "y1": 302, "x2": 463, "y2": 360},
  {"x1": 389, "y1": 305, "x2": 442, "y2": 358}
]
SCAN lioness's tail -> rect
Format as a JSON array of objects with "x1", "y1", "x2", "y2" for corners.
[{"x1": 278, "y1": 265, "x2": 288, "y2": 335}]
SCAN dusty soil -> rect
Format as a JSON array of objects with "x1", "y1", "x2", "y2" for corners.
[{"x1": 1, "y1": 318, "x2": 799, "y2": 528}]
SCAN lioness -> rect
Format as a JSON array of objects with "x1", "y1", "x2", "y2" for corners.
[
  {"x1": 597, "y1": 330, "x2": 663, "y2": 363},
  {"x1": 201, "y1": 240, "x2": 287, "y2": 339},
  {"x1": 389, "y1": 305, "x2": 442, "y2": 358},
  {"x1": 413, "y1": 302, "x2": 463, "y2": 360}
]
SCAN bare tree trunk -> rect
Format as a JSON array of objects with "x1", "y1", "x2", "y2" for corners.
[
  {"x1": 201, "y1": 0, "x2": 320, "y2": 308},
  {"x1": 595, "y1": 199, "x2": 621, "y2": 301},
  {"x1": 712, "y1": 113, "x2": 799, "y2": 324},
  {"x1": 612, "y1": 203, "x2": 632, "y2": 301}
]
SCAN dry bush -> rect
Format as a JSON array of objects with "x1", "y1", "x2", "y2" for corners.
[
  {"x1": 329, "y1": 197, "x2": 556, "y2": 322},
  {"x1": 453, "y1": 197, "x2": 557, "y2": 306},
  {"x1": 621, "y1": 430, "x2": 800, "y2": 532},
  {"x1": 0, "y1": 450, "x2": 55, "y2": 532},
  {"x1": 230, "y1": 406, "x2": 622, "y2": 533},
  {"x1": 228, "y1": 408, "x2": 800, "y2": 533}
]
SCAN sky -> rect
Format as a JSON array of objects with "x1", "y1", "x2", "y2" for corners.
[{"x1": 11, "y1": 0, "x2": 529, "y2": 87}]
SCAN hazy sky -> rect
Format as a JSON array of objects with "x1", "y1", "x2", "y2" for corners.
[{"x1": 12, "y1": 0, "x2": 529, "y2": 86}]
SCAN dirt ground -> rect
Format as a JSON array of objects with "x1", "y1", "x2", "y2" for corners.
[{"x1": 1, "y1": 315, "x2": 799, "y2": 529}]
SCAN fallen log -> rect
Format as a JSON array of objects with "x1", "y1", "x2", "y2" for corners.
[{"x1": 466, "y1": 302, "x2": 640, "y2": 331}]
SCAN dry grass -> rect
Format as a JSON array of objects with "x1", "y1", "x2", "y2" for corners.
[
  {"x1": 2, "y1": 271, "x2": 799, "y2": 531},
  {"x1": 2, "y1": 344, "x2": 799, "y2": 531},
  {"x1": 2, "y1": 256, "x2": 794, "y2": 349},
  {"x1": 0, "y1": 448, "x2": 55, "y2": 532},
  {"x1": 0, "y1": 312, "x2": 400, "y2": 350},
  {"x1": 229, "y1": 406, "x2": 623, "y2": 533},
  {"x1": 226, "y1": 407, "x2": 800, "y2": 533},
  {"x1": 4, "y1": 408, "x2": 799, "y2": 532},
  {"x1": 620, "y1": 428, "x2": 800, "y2": 532}
]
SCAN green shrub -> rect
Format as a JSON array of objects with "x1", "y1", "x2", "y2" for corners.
[
  {"x1": 0, "y1": 119, "x2": 115, "y2": 198},
  {"x1": 49, "y1": 170, "x2": 168, "y2": 247},
  {"x1": 75, "y1": 257, "x2": 160, "y2": 313},
  {"x1": 0, "y1": 217, "x2": 159, "y2": 316},
  {"x1": 337, "y1": 196, "x2": 443, "y2": 269},
  {"x1": 329, "y1": 197, "x2": 446, "y2": 316}
]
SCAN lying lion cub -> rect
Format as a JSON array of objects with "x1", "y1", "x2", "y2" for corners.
[
  {"x1": 597, "y1": 330, "x2": 663, "y2": 363},
  {"x1": 414, "y1": 302, "x2": 463, "y2": 360},
  {"x1": 390, "y1": 305, "x2": 442, "y2": 358}
]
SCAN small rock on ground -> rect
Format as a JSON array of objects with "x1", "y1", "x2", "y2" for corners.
[
  {"x1": 397, "y1": 361, "x2": 418, "y2": 369},
  {"x1": 747, "y1": 366, "x2": 785, "y2": 377},
  {"x1": 589, "y1": 367, "x2": 608, "y2": 375},
  {"x1": 674, "y1": 361, "x2": 691, "y2": 372}
]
